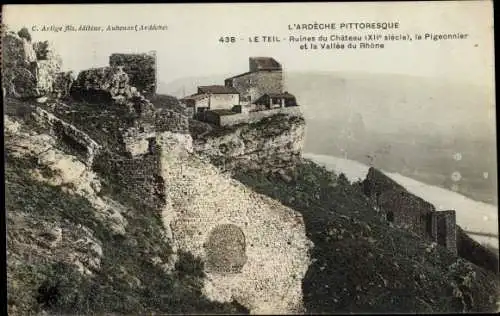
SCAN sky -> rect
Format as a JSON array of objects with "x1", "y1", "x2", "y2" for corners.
[{"x1": 3, "y1": 2, "x2": 495, "y2": 87}]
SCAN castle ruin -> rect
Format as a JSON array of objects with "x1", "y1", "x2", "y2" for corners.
[
  {"x1": 181, "y1": 57, "x2": 300, "y2": 127},
  {"x1": 363, "y1": 167, "x2": 458, "y2": 255}
]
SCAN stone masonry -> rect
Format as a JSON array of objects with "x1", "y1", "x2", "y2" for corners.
[
  {"x1": 225, "y1": 70, "x2": 283, "y2": 104},
  {"x1": 157, "y1": 131, "x2": 312, "y2": 314},
  {"x1": 109, "y1": 52, "x2": 157, "y2": 97},
  {"x1": 431, "y1": 211, "x2": 458, "y2": 255},
  {"x1": 363, "y1": 167, "x2": 458, "y2": 254}
]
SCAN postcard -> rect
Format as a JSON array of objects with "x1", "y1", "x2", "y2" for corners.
[{"x1": 3, "y1": 2, "x2": 498, "y2": 315}]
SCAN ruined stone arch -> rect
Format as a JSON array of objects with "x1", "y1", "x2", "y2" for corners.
[{"x1": 205, "y1": 224, "x2": 247, "y2": 274}]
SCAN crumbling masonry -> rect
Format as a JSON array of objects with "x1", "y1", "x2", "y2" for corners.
[{"x1": 363, "y1": 167, "x2": 458, "y2": 255}]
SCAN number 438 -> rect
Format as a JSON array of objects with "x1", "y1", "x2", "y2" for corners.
[{"x1": 219, "y1": 36, "x2": 236, "y2": 43}]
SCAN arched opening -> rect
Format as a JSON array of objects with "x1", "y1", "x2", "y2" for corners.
[{"x1": 205, "y1": 224, "x2": 247, "y2": 274}]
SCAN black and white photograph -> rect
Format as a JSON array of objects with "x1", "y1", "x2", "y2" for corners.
[{"x1": 2, "y1": 2, "x2": 498, "y2": 314}]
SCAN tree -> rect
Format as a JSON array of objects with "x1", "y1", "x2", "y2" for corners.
[{"x1": 17, "y1": 27, "x2": 32, "y2": 42}]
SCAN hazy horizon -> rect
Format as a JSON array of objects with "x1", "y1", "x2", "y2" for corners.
[{"x1": 3, "y1": 2, "x2": 495, "y2": 87}]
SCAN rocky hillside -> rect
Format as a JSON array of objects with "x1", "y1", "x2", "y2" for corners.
[
  {"x1": 6, "y1": 94, "x2": 500, "y2": 314},
  {"x1": 4, "y1": 27, "x2": 500, "y2": 315},
  {"x1": 234, "y1": 165, "x2": 500, "y2": 313}
]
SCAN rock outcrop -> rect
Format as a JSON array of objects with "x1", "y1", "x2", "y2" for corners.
[
  {"x1": 192, "y1": 113, "x2": 305, "y2": 173},
  {"x1": 70, "y1": 66, "x2": 134, "y2": 103},
  {"x1": 2, "y1": 29, "x2": 62, "y2": 98},
  {"x1": 6, "y1": 115, "x2": 128, "y2": 237},
  {"x1": 109, "y1": 52, "x2": 157, "y2": 97},
  {"x1": 52, "y1": 71, "x2": 75, "y2": 99},
  {"x1": 31, "y1": 107, "x2": 102, "y2": 167}
]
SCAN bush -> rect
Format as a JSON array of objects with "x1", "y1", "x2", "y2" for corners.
[{"x1": 17, "y1": 27, "x2": 32, "y2": 42}]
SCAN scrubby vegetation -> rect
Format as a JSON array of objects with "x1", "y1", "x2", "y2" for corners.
[
  {"x1": 17, "y1": 27, "x2": 31, "y2": 42},
  {"x1": 234, "y1": 161, "x2": 500, "y2": 313}
]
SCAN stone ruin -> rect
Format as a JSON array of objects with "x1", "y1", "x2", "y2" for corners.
[
  {"x1": 2, "y1": 27, "x2": 158, "y2": 113},
  {"x1": 109, "y1": 52, "x2": 157, "y2": 97},
  {"x1": 205, "y1": 224, "x2": 248, "y2": 274},
  {"x1": 362, "y1": 167, "x2": 457, "y2": 254},
  {"x1": 71, "y1": 66, "x2": 135, "y2": 103},
  {"x1": 2, "y1": 27, "x2": 72, "y2": 99}
]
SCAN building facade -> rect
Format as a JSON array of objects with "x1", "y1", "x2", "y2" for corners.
[
  {"x1": 182, "y1": 57, "x2": 300, "y2": 125},
  {"x1": 181, "y1": 85, "x2": 240, "y2": 115},
  {"x1": 181, "y1": 93, "x2": 210, "y2": 114},
  {"x1": 224, "y1": 57, "x2": 283, "y2": 104}
]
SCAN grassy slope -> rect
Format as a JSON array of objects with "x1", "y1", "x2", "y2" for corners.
[
  {"x1": 234, "y1": 161, "x2": 500, "y2": 313},
  {"x1": 6, "y1": 133, "x2": 247, "y2": 315}
]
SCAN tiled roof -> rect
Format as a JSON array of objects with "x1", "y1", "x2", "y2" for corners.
[{"x1": 198, "y1": 85, "x2": 240, "y2": 94}]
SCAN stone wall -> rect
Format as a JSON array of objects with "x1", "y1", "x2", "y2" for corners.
[
  {"x1": 431, "y1": 211, "x2": 457, "y2": 255},
  {"x1": 157, "y1": 131, "x2": 312, "y2": 314},
  {"x1": 109, "y1": 52, "x2": 157, "y2": 97},
  {"x1": 363, "y1": 167, "x2": 436, "y2": 236},
  {"x1": 93, "y1": 150, "x2": 165, "y2": 210},
  {"x1": 155, "y1": 108, "x2": 190, "y2": 134},
  {"x1": 225, "y1": 71, "x2": 283, "y2": 103},
  {"x1": 363, "y1": 168, "x2": 469, "y2": 258},
  {"x1": 209, "y1": 94, "x2": 240, "y2": 110}
]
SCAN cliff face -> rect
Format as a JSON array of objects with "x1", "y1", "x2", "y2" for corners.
[
  {"x1": 191, "y1": 113, "x2": 305, "y2": 173},
  {"x1": 158, "y1": 131, "x2": 312, "y2": 314}
]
